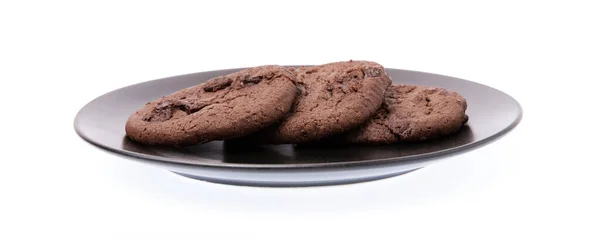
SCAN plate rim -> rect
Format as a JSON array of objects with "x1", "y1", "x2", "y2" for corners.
[{"x1": 73, "y1": 67, "x2": 523, "y2": 170}]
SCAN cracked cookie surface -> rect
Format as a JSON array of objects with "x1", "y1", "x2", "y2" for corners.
[
  {"x1": 239, "y1": 60, "x2": 392, "y2": 144},
  {"x1": 125, "y1": 65, "x2": 297, "y2": 146},
  {"x1": 343, "y1": 84, "x2": 469, "y2": 144}
]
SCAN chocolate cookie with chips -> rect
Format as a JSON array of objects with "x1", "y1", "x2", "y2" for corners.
[
  {"x1": 239, "y1": 60, "x2": 392, "y2": 144},
  {"x1": 344, "y1": 84, "x2": 469, "y2": 144},
  {"x1": 125, "y1": 65, "x2": 297, "y2": 146}
]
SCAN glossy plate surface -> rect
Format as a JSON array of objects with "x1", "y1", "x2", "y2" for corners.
[{"x1": 74, "y1": 67, "x2": 522, "y2": 187}]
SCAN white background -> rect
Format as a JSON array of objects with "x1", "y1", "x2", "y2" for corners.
[{"x1": 1, "y1": 0, "x2": 599, "y2": 238}]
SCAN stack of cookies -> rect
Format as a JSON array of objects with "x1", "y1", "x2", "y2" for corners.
[{"x1": 125, "y1": 60, "x2": 468, "y2": 146}]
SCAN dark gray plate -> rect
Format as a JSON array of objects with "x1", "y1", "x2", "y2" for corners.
[{"x1": 74, "y1": 67, "x2": 522, "y2": 187}]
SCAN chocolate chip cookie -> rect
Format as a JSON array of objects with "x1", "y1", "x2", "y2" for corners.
[
  {"x1": 240, "y1": 60, "x2": 392, "y2": 144},
  {"x1": 125, "y1": 65, "x2": 297, "y2": 146},
  {"x1": 343, "y1": 85, "x2": 468, "y2": 144}
]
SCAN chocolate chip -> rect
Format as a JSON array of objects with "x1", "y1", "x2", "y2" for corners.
[
  {"x1": 143, "y1": 101, "x2": 175, "y2": 122},
  {"x1": 175, "y1": 104, "x2": 190, "y2": 113},
  {"x1": 142, "y1": 98, "x2": 210, "y2": 122},
  {"x1": 242, "y1": 75, "x2": 262, "y2": 86},
  {"x1": 156, "y1": 101, "x2": 172, "y2": 109},
  {"x1": 306, "y1": 68, "x2": 318, "y2": 74},
  {"x1": 362, "y1": 67, "x2": 382, "y2": 77},
  {"x1": 203, "y1": 77, "x2": 233, "y2": 92},
  {"x1": 174, "y1": 99, "x2": 209, "y2": 114},
  {"x1": 297, "y1": 83, "x2": 308, "y2": 96}
]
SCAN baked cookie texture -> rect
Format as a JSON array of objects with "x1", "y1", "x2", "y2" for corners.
[
  {"x1": 241, "y1": 60, "x2": 392, "y2": 144},
  {"x1": 343, "y1": 84, "x2": 468, "y2": 144},
  {"x1": 125, "y1": 65, "x2": 297, "y2": 146}
]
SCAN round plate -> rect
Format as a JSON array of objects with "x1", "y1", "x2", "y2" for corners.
[{"x1": 74, "y1": 67, "x2": 522, "y2": 187}]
